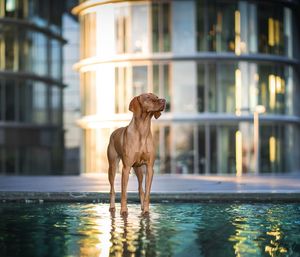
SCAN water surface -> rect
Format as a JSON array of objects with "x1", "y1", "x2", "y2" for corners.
[{"x1": 0, "y1": 203, "x2": 300, "y2": 257}]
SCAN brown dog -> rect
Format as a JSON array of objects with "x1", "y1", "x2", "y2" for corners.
[{"x1": 107, "y1": 93, "x2": 166, "y2": 215}]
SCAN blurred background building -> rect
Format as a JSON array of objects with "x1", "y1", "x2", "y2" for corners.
[
  {"x1": 73, "y1": 0, "x2": 300, "y2": 175},
  {"x1": 63, "y1": 1, "x2": 80, "y2": 174},
  {"x1": 0, "y1": 0, "x2": 80, "y2": 174}
]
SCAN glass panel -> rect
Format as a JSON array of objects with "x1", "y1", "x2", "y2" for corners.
[
  {"x1": 257, "y1": 2, "x2": 284, "y2": 55},
  {"x1": 172, "y1": 1, "x2": 195, "y2": 53},
  {"x1": 215, "y1": 1, "x2": 236, "y2": 52},
  {"x1": 52, "y1": 86, "x2": 61, "y2": 124},
  {"x1": 131, "y1": 4, "x2": 148, "y2": 53},
  {"x1": 115, "y1": 5, "x2": 129, "y2": 54},
  {"x1": 210, "y1": 125, "x2": 217, "y2": 174},
  {"x1": 196, "y1": 1, "x2": 292, "y2": 56},
  {"x1": 153, "y1": 64, "x2": 171, "y2": 112},
  {"x1": 4, "y1": 25, "x2": 16, "y2": 70},
  {"x1": 32, "y1": 32, "x2": 47, "y2": 76},
  {"x1": 197, "y1": 64, "x2": 205, "y2": 112},
  {"x1": 83, "y1": 71, "x2": 96, "y2": 116},
  {"x1": 284, "y1": 7, "x2": 292, "y2": 57},
  {"x1": 51, "y1": 40, "x2": 62, "y2": 80},
  {"x1": 217, "y1": 63, "x2": 236, "y2": 113},
  {"x1": 260, "y1": 124, "x2": 285, "y2": 173},
  {"x1": 162, "y1": 3, "x2": 171, "y2": 51},
  {"x1": 196, "y1": 0, "x2": 206, "y2": 52},
  {"x1": 3, "y1": 147, "x2": 17, "y2": 173},
  {"x1": 153, "y1": 64, "x2": 159, "y2": 96},
  {"x1": 151, "y1": 3, "x2": 159, "y2": 52},
  {"x1": 19, "y1": 80, "x2": 33, "y2": 122},
  {"x1": 208, "y1": 64, "x2": 217, "y2": 112},
  {"x1": 82, "y1": 12, "x2": 96, "y2": 58},
  {"x1": 197, "y1": 125, "x2": 206, "y2": 174},
  {"x1": 151, "y1": 2, "x2": 170, "y2": 52},
  {"x1": 132, "y1": 66, "x2": 147, "y2": 97},
  {"x1": 257, "y1": 64, "x2": 286, "y2": 114},
  {"x1": 172, "y1": 61, "x2": 197, "y2": 113},
  {"x1": 174, "y1": 124, "x2": 194, "y2": 174},
  {"x1": 32, "y1": 82, "x2": 47, "y2": 123},
  {"x1": 0, "y1": 79, "x2": 3, "y2": 120},
  {"x1": 163, "y1": 64, "x2": 171, "y2": 112},
  {"x1": 217, "y1": 125, "x2": 238, "y2": 174},
  {"x1": 5, "y1": 79, "x2": 16, "y2": 121},
  {"x1": 29, "y1": 0, "x2": 48, "y2": 27}
]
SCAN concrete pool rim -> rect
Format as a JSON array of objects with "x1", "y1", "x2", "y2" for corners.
[{"x1": 1, "y1": 192, "x2": 300, "y2": 203}]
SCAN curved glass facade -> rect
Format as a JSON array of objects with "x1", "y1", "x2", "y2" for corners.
[
  {"x1": 0, "y1": 0, "x2": 65, "y2": 174},
  {"x1": 74, "y1": 0, "x2": 300, "y2": 174}
]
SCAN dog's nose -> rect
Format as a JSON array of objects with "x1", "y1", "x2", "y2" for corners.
[{"x1": 160, "y1": 99, "x2": 166, "y2": 109}]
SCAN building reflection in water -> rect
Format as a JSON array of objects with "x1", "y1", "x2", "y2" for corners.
[
  {"x1": 71, "y1": 203, "x2": 300, "y2": 257},
  {"x1": 0, "y1": 203, "x2": 300, "y2": 257}
]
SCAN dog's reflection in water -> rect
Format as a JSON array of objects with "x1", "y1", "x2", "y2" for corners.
[{"x1": 109, "y1": 210, "x2": 157, "y2": 257}]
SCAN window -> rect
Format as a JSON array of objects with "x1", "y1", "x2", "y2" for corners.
[
  {"x1": 80, "y1": 12, "x2": 96, "y2": 58},
  {"x1": 151, "y1": 2, "x2": 171, "y2": 52},
  {"x1": 257, "y1": 2, "x2": 284, "y2": 55},
  {"x1": 115, "y1": 4, "x2": 149, "y2": 54},
  {"x1": 5, "y1": 79, "x2": 16, "y2": 121},
  {"x1": 0, "y1": 79, "x2": 4, "y2": 120},
  {"x1": 52, "y1": 86, "x2": 61, "y2": 124},
  {"x1": 51, "y1": 39, "x2": 62, "y2": 80},
  {"x1": 197, "y1": 0, "x2": 237, "y2": 52},
  {"x1": 131, "y1": 4, "x2": 149, "y2": 53},
  {"x1": 153, "y1": 63, "x2": 171, "y2": 112},
  {"x1": 82, "y1": 71, "x2": 96, "y2": 116},
  {"x1": 32, "y1": 81, "x2": 47, "y2": 124},
  {"x1": 115, "y1": 65, "x2": 148, "y2": 114},
  {"x1": 196, "y1": 61, "x2": 294, "y2": 115},
  {"x1": 115, "y1": 6, "x2": 129, "y2": 54},
  {"x1": 196, "y1": 0, "x2": 293, "y2": 56},
  {"x1": 19, "y1": 80, "x2": 33, "y2": 122},
  {"x1": 115, "y1": 66, "x2": 128, "y2": 113}
]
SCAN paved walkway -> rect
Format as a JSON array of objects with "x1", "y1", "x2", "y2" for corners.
[{"x1": 1, "y1": 173, "x2": 300, "y2": 202}]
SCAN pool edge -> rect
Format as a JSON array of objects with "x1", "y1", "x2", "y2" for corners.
[{"x1": 1, "y1": 192, "x2": 300, "y2": 203}]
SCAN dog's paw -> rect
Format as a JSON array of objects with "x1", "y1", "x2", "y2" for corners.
[{"x1": 120, "y1": 209, "x2": 128, "y2": 216}]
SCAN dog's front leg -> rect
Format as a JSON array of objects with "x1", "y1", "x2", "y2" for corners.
[
  {"x1": 134, "y1": 167, "x2": 145, "y2": 211},
  {"x1": 121, "y1": 166, "x2": 131, "y2": 216},
  {"x1": 143, "y1": 164, "x2": 154, "y2": 214}
]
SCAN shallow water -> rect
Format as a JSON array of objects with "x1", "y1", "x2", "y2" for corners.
[{"x1": 0, "y1": 203, "x2": 300, "y2": 257}]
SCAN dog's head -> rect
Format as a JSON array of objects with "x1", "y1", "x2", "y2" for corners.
[{"x1": 129, "y1": 93, "x2": 166, "y2": 119}]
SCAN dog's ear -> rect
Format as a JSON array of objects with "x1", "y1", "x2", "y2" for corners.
[
  {"x1": 154, "y1": 111, "x2": 161, "y2": 119},
  {"x1": 129, "y1": 96, "x2": 141, "y2": 116}
]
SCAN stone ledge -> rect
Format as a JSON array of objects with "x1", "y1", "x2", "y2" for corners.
[{"x1": 1, "y1": 192, "x2": 300, "y2": 203}]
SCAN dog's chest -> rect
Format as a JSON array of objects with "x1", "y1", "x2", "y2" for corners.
[{"x1": 133, "y1": 151, "x2": 150, "y2": 167}]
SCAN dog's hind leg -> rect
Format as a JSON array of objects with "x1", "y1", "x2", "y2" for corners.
[
  {"x1": 134, "y1": 166, "x2": 145, "y2": 211},
  {"x1": 107, "y1": 146, "x2": 118, "y2": 212}
]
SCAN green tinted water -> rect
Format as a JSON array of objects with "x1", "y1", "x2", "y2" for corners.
[{"x1": 0, "y1": 203, "x2": 300, "y2": 257}]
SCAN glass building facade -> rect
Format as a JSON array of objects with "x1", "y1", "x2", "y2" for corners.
[
  {"x1": 0, "y1": 0, "x2": 65, "y2": 174},
  {"x1": 73, "y1": 0, "x2": 300, "y2": 174}
]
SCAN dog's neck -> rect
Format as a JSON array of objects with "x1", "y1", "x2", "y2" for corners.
[{"x1": 128, "y1": 112, "x2": 152, "y2": 137}]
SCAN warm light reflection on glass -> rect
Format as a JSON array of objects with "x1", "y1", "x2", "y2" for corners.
[
  {"x1": 268, "y1": 18, "x2": 275, "y2": 46},
  {"x1": 268, "y1": 17, "x2": 281, "y2": 47},
  {"x1": 269, "y1": 136, "x2": 276, "y2": 163},
  {"x1": 269, "y1": 74, "x2": 276, "y2": 109},
  {"x1": 235, "y1": 130, "x2": 242, "y2": 176},
  {"x1": 235, "y1": 11, "x2": 241, "y2": 55},
  {"x1": 275, "y1": 76, "x2": 285, "y2": 94}
]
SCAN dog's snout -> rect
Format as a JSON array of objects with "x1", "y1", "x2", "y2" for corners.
[{"x1": 159, "y1": 99, "x2": 166, "y2": 110}]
